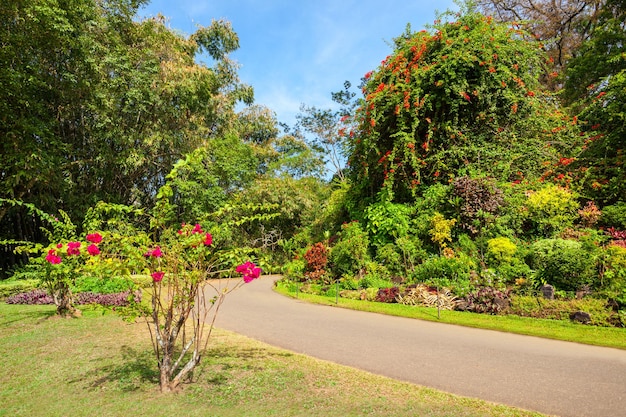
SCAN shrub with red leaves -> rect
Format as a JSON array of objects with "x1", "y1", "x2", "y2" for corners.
[
  {"x1": 376, "y1": 287, "x2": 400, "y2": 303},
  {"x1": 304, "y1": 242, "x2": 328, "y2": 281}
]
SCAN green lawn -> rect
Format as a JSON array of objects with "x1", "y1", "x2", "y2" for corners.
[
  {"x1": 0, "y1": 303, "x2": 546, "y2": 417},
  {"x1": 274, "y1": 284, "x2": 626, "y2": 350}
]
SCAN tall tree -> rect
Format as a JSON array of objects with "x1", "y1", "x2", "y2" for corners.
[
  {"x1": 0, "y1": 0, "x2": 252, "y2": 273},
  {"x1": 561, "y1": 0, "x2": 626, "y2": 204},
  {"x1": 476, "y1": 0, "x2": 604, "y2": 87}
]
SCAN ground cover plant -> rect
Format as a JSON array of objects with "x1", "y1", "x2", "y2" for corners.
[{"x1": 0, "y1": 302, "x2": 547, "y2": 417}]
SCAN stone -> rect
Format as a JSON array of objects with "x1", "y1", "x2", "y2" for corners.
[
  {"x1": 569, "y1": 311, "x2": 591, "y2": 324},
  {"x1": 540, "y1": 284, "x2": 555, "y2": 300}
]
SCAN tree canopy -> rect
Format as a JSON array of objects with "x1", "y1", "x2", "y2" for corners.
[{"x1": 346, "y1": 8, "x2": 580, "y2": 206}]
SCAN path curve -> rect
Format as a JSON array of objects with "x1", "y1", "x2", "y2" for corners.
[{"x1": 213, "y1": 276, "x2": 626, "y2": 417}]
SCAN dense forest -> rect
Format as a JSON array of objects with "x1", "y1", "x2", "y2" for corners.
[{"x1": 1, "y1": 0, "x2": 625, "y2": 326}]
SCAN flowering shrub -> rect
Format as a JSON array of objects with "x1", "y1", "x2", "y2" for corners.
[
  {"x1": 347, "y1": 10, "x2": 573, "y2": 204},
  {"x1": 138, "y1": 222, "x2": 262, "y2": 393},
  {"x1": 41, "y1": 232, "x2": 105, "y2": 316}
]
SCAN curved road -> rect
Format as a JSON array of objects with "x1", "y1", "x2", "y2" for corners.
[{"x1": 213, "y1": 276, "x2": 626, "y2": 417}]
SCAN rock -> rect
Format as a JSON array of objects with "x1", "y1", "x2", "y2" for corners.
[
  {"x1": 540, "y1": 284, "x2": 555, "y2": 300},
  {"x1": 570, "y1": 311, "x2": 591, "y2": 324}
]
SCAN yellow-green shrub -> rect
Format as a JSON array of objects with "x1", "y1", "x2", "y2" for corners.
[{"x1": 526, "y1": 185, "x2": 579, "y2": 236}]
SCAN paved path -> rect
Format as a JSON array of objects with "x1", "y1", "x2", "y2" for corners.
[{"x1": 213, "y1": 276, "x2": 626, "y2": 417}]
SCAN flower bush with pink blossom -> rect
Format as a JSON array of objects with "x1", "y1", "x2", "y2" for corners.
[
  {"x1": 41, "y1": 232, "x2": 105, "y2": 316},
  {"x1": 136, "y1": 221, "x2": 262, "y2": 393}
]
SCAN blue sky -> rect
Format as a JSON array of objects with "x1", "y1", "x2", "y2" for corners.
[{"x1": 139, "y1": 0, "x2": 458, "y2": 127}]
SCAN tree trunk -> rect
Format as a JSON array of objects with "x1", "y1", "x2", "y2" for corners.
[{"x1": 53, "y1": 282, "x2": 76, "y2": 317}]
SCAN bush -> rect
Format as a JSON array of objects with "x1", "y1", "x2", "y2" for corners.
[
  {"x1": 375, "y1": 287, "x2": 400, "y2": 303},
  {"x1": 396, "y1": 285, "x2": 457, "y2": 309},
  {"x1": 364, "y1": 200, "x2": 413, "y2": 247},
  {"x1": 486, "y1": 237, "x2": 517, "y2": 264},
  {"x1": 528, "y1": 238, "x2": 597, "y2": 292},
  {"x1": 0, "y1": 279, "x2": 39, "y2": 299},
  {"x1": 375, "y1": 243, "x2": 403, "y2": 277},
  {"x1": 359, "y1": 263, "x2": 395, "y2": 289},
  {"x1": 412, "y1": 254, "x2": 474, "y2": 297},
  {"x1": 303, "y1": 242, "x2": 329, "y2": 281},
  {"x1": 282, "y1": 259, "x2": 305, "y2": 281},
  {"x1": 508, "y1": 295, "x2": 618, "y2": 326},
  {"x1": 599, "y1": 245, "x2": 626, "y2": 307},
  {"x1": 329, "y1": 221, "x2": 371, "y2": 278},
  {"x1": 462, "y1": 287, "x2": 510, "y2": 314},
  {"x1": 600, "y1": 202, "x2": 626, "y2": 229},
  {"x1": 451, "y1": 176, "x2": 503, "y2": 236},
  {"x1": 525, "y1": 185, "x2": 579, "y2": 236},
  {"x1": 73, "y1": 274, "x2": 136, "y2": 294},
  {"x1": 429, "y1": 212, "x2": 456, "y2": 250}
]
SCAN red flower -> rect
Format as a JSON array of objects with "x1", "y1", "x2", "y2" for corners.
[
  {"x1": 236, "y1": 261, "x2": 262, "y2": 283},
  {"x1": 144, "y1": 246, "x2": 162, "y2": 258},
  {"x1": 87, "y1": 244, "x2": 100, "y2": 256},
  {"x1": 67, "y1": 241, "x2": 81, "y2": 256},
  {"x1": 45, "y1": 249, "x2": 62, "y2": 264},
  {"x1": 192, "y1": 223, "x2": 203, "y2": 234},
  {"x1": 151, "y1": 271, "x2": 164, "y2": 283},
  {"x1": 86, "y1": 233, "x2": 103, "y2": 244},
  {"x1": 203, "y1": 233, "x2": 213, "y2": 246}
]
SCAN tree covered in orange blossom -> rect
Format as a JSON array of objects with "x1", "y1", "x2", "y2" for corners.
[{"x1": 346, "y1": 6, "x2": 583, "y2": 206}]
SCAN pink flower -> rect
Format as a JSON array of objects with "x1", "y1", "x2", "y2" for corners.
[
  {"x1": 86, "y1": 233, "x2": 103, "y2": 244},
  {"x1": 192, "y1": 223, "x2": 203, "y2": 234},
  {"x1": 67, "y1": 241, "x2": 81, "y2": 256},
  {"x1": 236, "y1": 261, "x2": 261, "y2": 283},
  {"x1": 203, "y1": 233, "x2": 213, "y2": 246},
  {"x1": 56, "y1": 243, "x2": 63, "y2": 249},
  {"x1": 45, "y1": 249, "x2": 62, "y2": 264},
  {"x1": 144, "y1": 246, "x2": 163, "y2": 258},
  {"x1": 87, "y1": 244, "x2": 100, "y2": 256},
  {"x1": 151, "y1": 271, "x2": 164, "y2": 283}
]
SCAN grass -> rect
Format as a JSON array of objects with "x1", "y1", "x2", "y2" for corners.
[
  {"x1": 274, "y1": 284, "x2": 626, "y2": 350},
  {"x1": 0, "y1": 302, "x2": 547, "y2": 417}
]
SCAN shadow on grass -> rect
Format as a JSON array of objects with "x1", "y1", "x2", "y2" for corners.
[
  {"x1": 0, "y1": 306, "x2": 57, "y2": 327},
  {"x1": 74, "y1": 345, "x2": 159, "y2": 392},
  {"x1": 198, "y1": 343, "x2": 294, "y2": 386}
]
